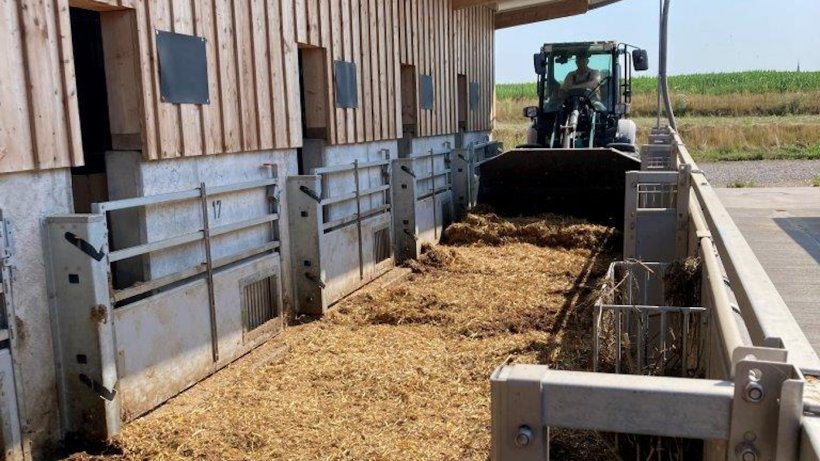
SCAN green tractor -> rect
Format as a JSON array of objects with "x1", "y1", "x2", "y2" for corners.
[{"x1": 478, "y1": 41, "x2": 651, "y2": 226}]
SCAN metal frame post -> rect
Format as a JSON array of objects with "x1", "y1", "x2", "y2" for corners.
[
  {"x1": 286, "y1": 176, "x2": 326, "y2": 315},
  {"x1": 45, "y1": 215, "x2": 121, "y2": 439},
  {"x1": 451, "y1": 148, "x2": 471, "y2": 221},
  {"x1": 198, "y1": 182, "x2": 220, "y2": 362},
  {"x1": 391, "y1": 158, "x2": 417, "y2": 264},
  {"x1": 0, "y1": 212, "x2": 28, "y2": 460}
]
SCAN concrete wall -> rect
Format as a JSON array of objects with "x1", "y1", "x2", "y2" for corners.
[
  {"x1": 0, "y1": 169, "x2": 74, "y2": 456},
  {"x1": 106, "y1": 150, "x2": 298, "y2": 314}
]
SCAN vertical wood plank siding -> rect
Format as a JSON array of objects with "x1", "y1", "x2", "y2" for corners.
[{"x1": 0, "y1": 0, "x2": 495, "y2": 174}]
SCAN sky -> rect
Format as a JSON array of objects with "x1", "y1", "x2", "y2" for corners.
[{"x1": 494, "y1": 0, "x2": 820, "y2": 83}]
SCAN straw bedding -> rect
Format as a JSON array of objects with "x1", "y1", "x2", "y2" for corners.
[{"x1": 65, "y1": 212, "x2": 616, "y2": 461}]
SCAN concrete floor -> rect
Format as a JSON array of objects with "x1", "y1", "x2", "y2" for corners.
[{"x1": 716, "y1": 187, "x2": 820, "y2": 353}]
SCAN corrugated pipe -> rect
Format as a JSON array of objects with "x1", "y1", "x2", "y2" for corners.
[{"x1": 658, "y1": 0, "x2": 677, "y2": 130}]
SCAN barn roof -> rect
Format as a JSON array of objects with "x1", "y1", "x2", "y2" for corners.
[{"x1": 453, "y1": 0, "x2": 622, "y2": 29}]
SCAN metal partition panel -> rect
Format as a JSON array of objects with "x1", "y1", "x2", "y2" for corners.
[
  {"x1": 391, "y1": 159, "x2": 417, "y2": 264},
  {"x1": 451, "y1": 148, "x2": 473, "y2": 221},
  {"x1": 287, "y1": 176, "x2": 325, "y2": 315},
  {"x1": 114, "y1": 255, "x2": 281, "y2": 419},
  {"x1": 48, "y1": 178, "x2": 283, "y2": 439},
  {"x1": 288, "y1": 161, "x2": 394, "y2": 314},
  {"x1": 45, "y1": 215, "x2": 120, "y2": 439},
  {"x1": 624, "y1": 168, "x2": 690, "y2": 262}
]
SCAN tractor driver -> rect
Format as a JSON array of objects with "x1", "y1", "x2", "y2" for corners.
[{"x1": 561, "y1": 52, "x2": 606, "y2": 110}]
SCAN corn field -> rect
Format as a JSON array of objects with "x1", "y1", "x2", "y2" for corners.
[{"x1": 496, "y1": 71, "x2": 820, "y2": 100}]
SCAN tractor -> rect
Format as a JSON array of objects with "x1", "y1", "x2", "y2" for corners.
[{"x1": 477, "y1": 41, "x2": 651, "y2": 226}]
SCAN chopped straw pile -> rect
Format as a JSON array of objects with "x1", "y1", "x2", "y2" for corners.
[{"x1": 66, "y1": 211, "x2": 617, "y2": 461}]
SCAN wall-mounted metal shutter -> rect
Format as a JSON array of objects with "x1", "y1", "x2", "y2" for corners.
[
  {"x1": 420, "y1": 74, "x2": 434, "y2": 110},
  {"x1": 469, "y1": 82, "x2": 480, "y2": 110},
  {"x1": 156, "y1": 30, "x2": 209, "y2": 104},
  {"x1": 334, "y1": 60, "x2": 359, "y2": 108}
]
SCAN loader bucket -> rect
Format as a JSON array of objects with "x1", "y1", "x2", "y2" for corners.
[{"x1": 476, "y1": 148, "x2": 641, "y2": 227}]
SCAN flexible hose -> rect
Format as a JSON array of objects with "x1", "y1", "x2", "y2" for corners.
[{"x1": 659, "y1": 0, "x2": 677, "y2": 130}]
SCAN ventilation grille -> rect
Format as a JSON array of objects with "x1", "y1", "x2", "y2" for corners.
[
  {"x1": 373, "y1": 227, "x2": 391, "y2": 263},
  {"x1": 241, "y1": 274, "x2": 280, "y2": 333}
]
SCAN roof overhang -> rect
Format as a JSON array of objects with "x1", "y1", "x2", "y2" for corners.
[{"x1": 452, "y1": 0, "x2": 622, "y2": 29}]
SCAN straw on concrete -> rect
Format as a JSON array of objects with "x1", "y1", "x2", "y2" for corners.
[{"x1": 65, "y1": 213, "x2": 616, "y2": 461}]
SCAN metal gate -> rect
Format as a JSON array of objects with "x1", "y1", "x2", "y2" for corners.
[
  {"x1": 45, "y1": 177, "x2": 284, "y2": 439},
  {"x1": 0, "y1": 211, "x2": 27, "y2": 460},
  {"x1": 392, "y1": 149, "x2": 454, "y2": 263},
  {"x1": 288, "y1": 152, "x2": 393, "y2": 315}
]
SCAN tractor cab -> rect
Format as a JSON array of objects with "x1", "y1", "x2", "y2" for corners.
[{"x1": 522, "y1": 41, "x2": 649, "y2": 151}]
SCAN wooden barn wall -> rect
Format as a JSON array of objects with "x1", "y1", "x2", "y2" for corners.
[
  {"x1": 399, "y1": 1, "x2": 494, "y2": 137},
  {"x1": 0, "y1": 0, "x2": 495, "y2": 174},
  {"x1": 0, "y1": 0, "x2": 84, "y2": 174}
]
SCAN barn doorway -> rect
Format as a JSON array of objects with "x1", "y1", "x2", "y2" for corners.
[
  {"x1": 297, "y1": 46, "x2": 330, "y2": 174},
  {"x1": 69, "y1": 5, "x2": 141, "y2": 213},
  {"x1": 69, "y1": 7, "x2": 112, "y2": 213},
  {"x1": 398, "y1": 65, "x2": 418, "y2": 157}
]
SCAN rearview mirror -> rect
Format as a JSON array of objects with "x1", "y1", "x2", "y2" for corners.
[
  {"x1": 632, "y1": 49, "x2": 649, "y2": 71},
  {"x1": 523, "y1": 106, "x2": 538, "y2": 119},
  {"x1": 533, "y1": 53, "x2": 547, "y2": 75}
]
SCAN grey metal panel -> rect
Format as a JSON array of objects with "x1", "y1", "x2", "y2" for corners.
[
  {"x1": 0, "y1": 349, "x2": 24, "y2": 461},
  {"x1": 0, "y1": 212, "x2": 26, "y2": 461},
  {"x1": 391, "y1": 158, "x2": 417, "y2": 264},
  {"x1": 624, "y1": 170, "x2": 687, "y2": 262},
  {"x1": 320, "y1": 212, "x2": 392, "y2": 306},
  {"x1": 451, "y1": 148, "x2": 471, "y2": 221},
  {"x1": 469, "y1": 81, "x2": 480, "y2": 110},
  {"x1": 334, "y1": 60, "x2": 359, "y2": 109},
  {"x1": 420, "y1": 74, "x2": 434, "y2": 110},
  {"x1": 45, "y1": 215, "x2": 120, "y2": 439},
  {"x1": 286, "y1": 176, "x2": 325, "y2": 315},
  {"x1": 114, "y1": 255, "x2": 280, "y2": 419},
  {"x1": 156, "y1": 30, "x2": 209, "y2": 105}
]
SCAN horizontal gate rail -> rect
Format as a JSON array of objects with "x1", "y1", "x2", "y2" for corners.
[
  {"x1": 312, "y1": 156, "x2": 392, "y2": 234},
  {"x1": 91, "y1": 177, "x2": 281, "y2": 307}
]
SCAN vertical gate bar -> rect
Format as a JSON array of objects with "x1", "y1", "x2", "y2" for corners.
[
  {"x1": 637, "y1": 309, "x2": 645, "y2": 374},
  {"x1": 430, "y1": 149, "x2": 438, "y2": 239},
  {"x1": 616, "y1": 307, "x2": 622, "y2": 374},
  {"x1": 682, "y1": 309, "x2": 690, "y2": 377},
  {"x1": 354, "y1": 160, "x2": 364, "y2": 280},
  {"x1": 0, "y1": 213, "x2": 28, "y2": 460},
  {"x1": 660, "y1": 310, "x2": 668, "y2": 369},
  {"x1": 593, "y1": 305, "x2": 601, "y2": 372},
  {"x1": 199, "y1": 182, "x2": 220, "y2": 362}
]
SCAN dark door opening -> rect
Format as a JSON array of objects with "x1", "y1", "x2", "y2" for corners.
[
  {"x1": 456, "y1": 74, "x2": 468, "y2": 148},
  {"x1": 457, "y1": 74, "x2": 468, "y2": 133},
  {"x1": 70, "y1": 7, "x2": 112, "y2": 213},
  {"x1": 298, "y1": 46, "x2": 330, "y2": 174},
  {"x1": 399, "y1": 65, "x2": 417, "y2": 157}
]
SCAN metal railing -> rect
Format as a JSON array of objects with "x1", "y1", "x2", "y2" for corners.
[
  {"x1": 311, "y1": 157, "x2": 392, "y2": 233},
  {"x1": 669, "y1": 129, "x2": 820, "y2": 375},
  {"x1": 92, "y1": 177, "x2": 280, "y2": 362}
]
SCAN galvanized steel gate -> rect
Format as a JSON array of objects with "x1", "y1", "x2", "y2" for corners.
[
  {"x1": 288, "y1": 151, "x2": 393, "y2": 315},
  {"x1": 46, "y1": 177, "x2": 284, "y2": 439}
]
